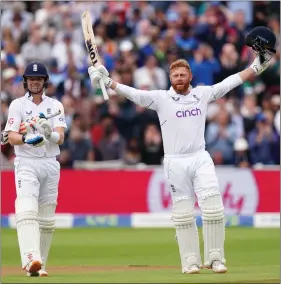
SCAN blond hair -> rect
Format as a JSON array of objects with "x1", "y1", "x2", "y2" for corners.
[{"x1": 169, "y1": 59, "x2": 191, "y2": 74}]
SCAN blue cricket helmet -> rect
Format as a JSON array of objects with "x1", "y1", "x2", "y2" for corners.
[
  {"x1": 23, "y1": 62, "x2": 49, "y2": 89},
  {"x1": 245, "y1": 26, "x2": 276, "y2": 63}
]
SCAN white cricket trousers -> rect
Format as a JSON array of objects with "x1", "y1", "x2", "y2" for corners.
[
  {"x1": 163, "y1": 150, "x2": 220, "y2": 205},
  {"x1": 14, "y1": 157, "x2": 60, "y2": 203}
]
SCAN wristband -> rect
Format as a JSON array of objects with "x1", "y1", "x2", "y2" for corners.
[{"x1": 48, "y1": 132, "x2": 60, "y2": 144}]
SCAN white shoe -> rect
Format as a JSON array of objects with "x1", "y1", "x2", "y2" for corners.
[
  {"x1": 27, "y1": 269, "x2": 48, "y2": 277},
  {"x1": 24, "y1": 259, "x2": 43, "y2": 274},
  {"x1": 211, "y1": 260, "x2": 227, "y2": 273},
  {"x1": 182, "y1": 264, "x2": 200, "y2": 274}
]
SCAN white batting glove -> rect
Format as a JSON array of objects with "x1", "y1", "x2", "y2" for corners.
[
  {"x1": 250, "y1": 56, "x2": 271, "y2": 75},
  {"x1": 1, "y1": 131, "x2": 8, "y2": 145},
  {"x1": 37, "y1": 118, "x2": 52, "y2": 139},
  {"x1": 35, "y1": 112, "x2": 60, "y2": 144},
  {"x1": 88, "y1": 65, "x2": 113, "y2": 88}
]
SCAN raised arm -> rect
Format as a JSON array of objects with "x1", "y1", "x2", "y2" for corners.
[
  {"x1": 88, "y1": 66, "x2": 160, "y2": 111},
  {"x1": 206, "y1": 56, "x2": 272, "y2": 102}
]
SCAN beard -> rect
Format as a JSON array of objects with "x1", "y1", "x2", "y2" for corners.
[{"x1": 171, "y1": 80, "x2": 191, "y2": 94}]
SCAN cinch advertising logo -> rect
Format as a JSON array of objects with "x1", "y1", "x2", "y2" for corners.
[{"x1": 176, "y1": 108, "x2": 202, "y2": 118}]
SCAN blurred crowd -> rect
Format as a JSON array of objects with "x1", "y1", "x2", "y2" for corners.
[{"x1": 1, "y1": 1, "x2": 280, "y2": 168}]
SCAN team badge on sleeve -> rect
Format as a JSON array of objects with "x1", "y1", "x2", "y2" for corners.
[{"x1": 8, "y1": 118, "x2": 14, "y2": 125}]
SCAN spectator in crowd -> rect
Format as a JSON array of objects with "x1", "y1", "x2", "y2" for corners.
[
  {"x1": 229, "y1": 9, "x2": 252, "y2": 43},
  {"x1": 1, "y1": 2, "x2": 32, "y2": 43},
  {"x1": 195, "y1": 3, "x2": 229, "y2": 57},
  {"x1": 34, "y1": 1, "x2": 59, "y2": 29},
  {"x1": 175, "y1": 25, "x2": 199, "y2": 55},
  {"x1": 140, "y1": 123, "x2": 164, "y2": 165},
  {"x1": 97, "y1": 115, "x2": 126, "y2": 161},
  {"x1": 190, "y1": 43, "x2": 220, "y2": 86},
  {"x1": 103, "y1": 94, "x2": 137, "y2": 142},
  {"x1": 51, "y1": 32, "x2": 86, "y2": 72},
  {"x1": 215, "y1": 43, "x2": 239, "y2": 82},
  {"x1": 48, "y1": 58, "x2": 66, "y2": 100},
  {"x1": 153, "y1": 38, "x2": 169, "y2": 67},
  {"x1": 227, "y1": 1, "x2": 253, "y2": 25},
  {"x1": 123, "y1": 137, "x2": 141, "y2": 165},
  {"x1": 117, "y1": 42, "x2": 138, "y2": 75},
  {"x1": 248, "y1": 113, "x2": 280, "y2": 166},
  {"x1": 58, "y1": 126, "x2": 95, "y2": 168},
  {"x1": 233, "y1": 137, "x2": 252, "y2": 168},
  {"x1": 126, "y1": 7, "x2": 142, "y2": 34},
  {"x1": 242, "y1": 74, "x2": 266, "y2": 105},
  {"x1": 20, "y1": 23, "x2": 52, "y2": 66},
  {"x1": 260, "y1": 47, "x2": 280, "y2": 95},
  {"x1": 206, "y1": 107, "x2": 239, "y2": 165},
  {"x1": 133, "y1": 54, "x2": 167, "y2": 90},
  {"x1": 241, "y1": 95, "x2": 261, "y2": 137},
  {"x1": 132, "y1": 105, "x2": 159, "y2": 141}
]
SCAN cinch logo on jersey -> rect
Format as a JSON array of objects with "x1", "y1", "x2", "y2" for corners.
[{"x1": 176, "y1": 108, "x2": 202, "y2": 118}]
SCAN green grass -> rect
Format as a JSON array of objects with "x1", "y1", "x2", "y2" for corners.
[{"x1": 2, "y1": 227, "x2": 280, "y2": 283}]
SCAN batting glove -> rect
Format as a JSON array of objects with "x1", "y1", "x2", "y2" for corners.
[
  {"x1": 19, "y1": 119, "x2": 37, "y2": 134},
  {"x1": 23, "y1": 134, "x2": 46, "y2": 147},
  {"x1": 37, "y1": 112, "x2": 60, "y2": 144},
  {"x1": 37, "y1": 112, "x2": 52, "y2": 139},
  {"x1": 250, "y1": 56, "x2": 272, "y2": 75},
  {"x1": 1, "y1": 131, "x2": 8, "y2": 145},
  {"x1": 88, "y1": 65, "x2": 113, "y2": 88}
]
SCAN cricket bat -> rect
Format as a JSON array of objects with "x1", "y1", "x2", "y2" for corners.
[
  {"x1": 44, "y1": 109, "x2": 61, "y2": 120},
  {"x1": 81, "y1": 10, "x2": 109, "y2": 101}
]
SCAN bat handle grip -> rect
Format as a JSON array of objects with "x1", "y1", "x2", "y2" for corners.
[{"x1": 99, "y1": 79, "x2": 109, "y2": 101}]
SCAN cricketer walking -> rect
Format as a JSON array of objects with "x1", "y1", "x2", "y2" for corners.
[{"x1": 4, "y1": 62, "x2": 67, "y2": 276}]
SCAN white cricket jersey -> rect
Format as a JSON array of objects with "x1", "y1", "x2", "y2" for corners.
[
  {"x1": 115, "y1": 73, "x2": 243, "y2": 156},
  {"x1": 4, "y1": 92, "x2": 67, "y2": 158}
]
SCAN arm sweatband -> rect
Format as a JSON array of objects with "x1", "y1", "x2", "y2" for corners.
[{"x1": 48, "y1": 132, "x2": 60, "y2": 144}]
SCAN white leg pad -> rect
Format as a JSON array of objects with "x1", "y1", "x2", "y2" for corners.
[
  {"x1": 172, "y1": 197, "x2": 202, "y2": 272},
  {"x1": 38, "y1": 201, "x2": 57, "y2": 269},
  {"x1": 15, "y1": 195, "x2": 41, "y2": 268},
  {"x1": 201, "y1": 194, "x2": 226, "y2": 267}
]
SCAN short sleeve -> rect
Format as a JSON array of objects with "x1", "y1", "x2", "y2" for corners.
[
  {"x1": 53, "y1": 101, "x2": 67, "y2": 129},
  {"x1": 4, "y1": 99, "x2": 22, "y2": 132}
]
